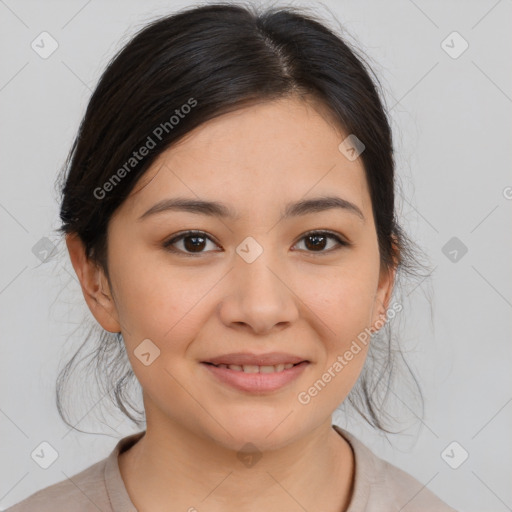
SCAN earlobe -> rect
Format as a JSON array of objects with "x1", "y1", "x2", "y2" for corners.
[
  {"x1": 378, "y1": 236, "x2": 400, "y2": 313},
  {"x1": 65, "y1": 233, "x2": 121, "y2": 333},
  {"x1": 381, "y1": 264, "x2": 397, "y2": 309},
  {"x1": 371, "y1": 263, "x2": 398, "y2": 333}
]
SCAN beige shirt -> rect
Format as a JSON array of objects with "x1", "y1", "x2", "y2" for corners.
[{"x1": 6, "y1": 425, "x2": 457, "y2": 511}]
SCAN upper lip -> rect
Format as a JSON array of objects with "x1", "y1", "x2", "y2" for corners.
[{"x1": 203, "y1": 352, "x2": 309, "y2": 366}]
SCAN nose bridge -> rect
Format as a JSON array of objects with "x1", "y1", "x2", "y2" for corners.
[
  {"x1": 238, "y1": 247, "x2": 281, "y2": 296},
  {"x1": 221, "y1": 239, "x2": 299, "y2": 333}
]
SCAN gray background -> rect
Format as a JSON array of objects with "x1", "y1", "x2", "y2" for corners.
[{"x1": 1, "y1": 0, "x2": 511, "y2": 510}]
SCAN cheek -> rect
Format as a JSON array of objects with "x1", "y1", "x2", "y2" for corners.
[
  {"x1": 297, "y1": 263, "x2": 379, "y2": 336},
  {"x1": 108, "y1": 245, "x2": 221, "y2": 362},
  {"x1": 293, "y1": 261, "x2": 377, "y2": 398},
  {"x1": 297, "y1": 276, "x2": 374, "y2": 405},
  {"x1": 109, "y1": 235, "x2": 178, "y2": 319}
]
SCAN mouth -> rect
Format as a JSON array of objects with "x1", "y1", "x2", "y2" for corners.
[
  {"x1": 202, "y1": 361, "x2": 304, "y2": 373},
  {"x1": 200, "y1": 353, "x2": 310, "y2": 393}
]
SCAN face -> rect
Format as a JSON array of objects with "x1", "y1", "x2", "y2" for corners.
[{"x1": 68, "y1": 96, "x2": 395, "y2": 451}]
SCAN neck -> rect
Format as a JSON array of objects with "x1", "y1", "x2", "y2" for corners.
[{"x1": 119, "y1": 415, "x2": 354, "y2": 512}]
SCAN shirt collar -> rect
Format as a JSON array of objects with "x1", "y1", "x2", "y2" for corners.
[
  {"x1": 104, "y1": 430, "x2": 145, "y2": 511},
  {"x1": 102, "y1": 425, "x2": 370, "y2": 511}
]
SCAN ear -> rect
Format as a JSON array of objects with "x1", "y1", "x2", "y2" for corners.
[
  {"x1": 65, "y1": 233, "x2": 121, "y2": 333},
  {"x1": 370, "y1": 238, "x2": 399, "y2": 333}
]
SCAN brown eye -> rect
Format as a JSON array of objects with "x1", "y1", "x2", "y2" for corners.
[
  {"x1": 292, "y1": 231, "x2": 349, "y2": 254},
  {"x1": 183, "y1": 235, "x2": 207, "y2": 252},
  {"x1": 163, "y1": 229, "x2": 349, "y2": 256},
  {"x1": 163, "y1": 231, "x2": 220, "y2": 255},
  {"x1": 304, "y1": 233, "x2": 328, "y2": 251}
]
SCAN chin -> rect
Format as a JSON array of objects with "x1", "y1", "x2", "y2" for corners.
[{"x1": 201, "y1": 411, "x2": 307, "y2": 453}]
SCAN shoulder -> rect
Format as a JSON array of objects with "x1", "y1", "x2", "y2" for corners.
[
  {"x1": 5, "y1": 431, "x2": 144, "y2": 512},
  {"x1": 4, "y1": 457, "x2": 109, "y2": 512},
  {"x1": 334, "y1": 426, "x2": 458, "y2": 512}
]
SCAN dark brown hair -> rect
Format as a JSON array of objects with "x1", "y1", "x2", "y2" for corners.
[{"x1": 55, "y1": 2, "x2": 432, "y2": 434}]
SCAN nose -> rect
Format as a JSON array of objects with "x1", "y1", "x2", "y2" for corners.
[{"x1": 218, "y1": 251, "x2": 300, "y2": 335}]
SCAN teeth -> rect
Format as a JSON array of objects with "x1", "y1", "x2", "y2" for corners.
[{"x1": 214, "y1": 363, "x2": 298, "y2": 373}]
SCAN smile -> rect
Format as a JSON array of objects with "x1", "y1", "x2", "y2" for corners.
[
  {"x1": 206, "y1": 362, "x2": 299, "y2": 373},
  {"x1": 201, "y1": 361, "x2": 309, "y2": 393}
]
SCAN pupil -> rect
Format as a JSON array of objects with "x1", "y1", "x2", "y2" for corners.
[
  {"x1": 184, "y1": 236, "x2": 205, "y2": 252},
  {"x1": 182, "y1": 234, "x2": 327, "y2": 253},
  {"x1": 305, "y1": 235, "x2": 326, "y2": 251}
]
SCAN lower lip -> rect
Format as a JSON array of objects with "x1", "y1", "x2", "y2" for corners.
[{"x1": 201, "y1": 362, "x2": 309, "y2": 393}]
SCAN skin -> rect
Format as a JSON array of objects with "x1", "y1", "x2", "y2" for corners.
[{"x1": 66, "y1": 95, "x2": 397, "y2": 512}]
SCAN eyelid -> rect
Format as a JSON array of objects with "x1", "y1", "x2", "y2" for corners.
[
  {"x1": 163, "y1": 230, "x2": 222, "y2": 255},
  {"x1": 291, "y1": 229, "x2": 351, "y2": 253},
  {"x1": 162, "y1": 229, "x2": 351, "y2": 256},
  {"x1": 294, "y1": 229, "x2": 350, "y2": 244}
]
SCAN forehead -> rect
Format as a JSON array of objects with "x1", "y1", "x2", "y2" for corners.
[{"x1": 122, "y1": 97, "x2": 372, "y2": 222}]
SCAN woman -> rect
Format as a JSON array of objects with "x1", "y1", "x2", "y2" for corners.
[{"x1": 7, "y1": 3, "x2": 457, "y2": 511}]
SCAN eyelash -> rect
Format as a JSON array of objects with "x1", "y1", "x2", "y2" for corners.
[{"x1": 162, "y1": 229, "x2": 351, "y2": 257}]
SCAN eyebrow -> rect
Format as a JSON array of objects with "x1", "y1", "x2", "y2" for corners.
[{"x1": 138, "y1": 195, "x2": 365, "y2": 223}]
